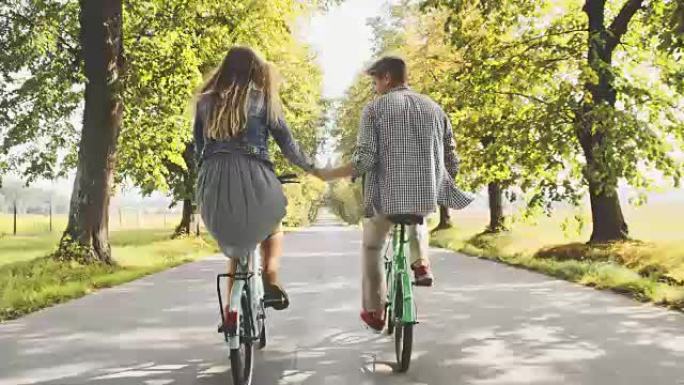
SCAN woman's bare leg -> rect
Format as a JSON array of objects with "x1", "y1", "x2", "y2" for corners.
[
  {"x1": 260, "y1": 231, "x2": 289, "y2": 309},
  {"x1": 261, "y1": 232, "x2": 283, "y2": 285},
  {"x1": 224, "y1": 259, "x2": 237, "y2": 316}
]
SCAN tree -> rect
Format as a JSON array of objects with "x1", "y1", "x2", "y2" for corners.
[
  {"x1": 58, "y1": 0, "x2": 124, "y2": 263},
  {"x1": 166, "y1": 142, "x2": 195, "y2": 237},
  {"x1": 0, "y1": 1, "x2": 81, "y2": 184},
  {"x1": 1, "y1": 0, "x2": 328, "y2": 246},
  {"x1": 579, "y1": 0, "x2": 641, "y2": 242},
  {"x1": 422, "y1": 0, "x2": 683, "y2": 243},
  {"x1": 338, "y1": 3, "x2": 548, "y2": 234},
  {"x1": 118, "y1": 0, "x2": 326, "y2": 233},
  {"x1": 433, "y1": 205, "x2": 453, "y2": 232}
]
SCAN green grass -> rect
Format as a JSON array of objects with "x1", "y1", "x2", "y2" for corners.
[
  {"x1": 0, "y1": 230, "x2": 218, "y2": 321},
  {"x1": 0, "y1": 229, "x2": 188, "y2": 267},
  {"x1": 0, "y1": 214, "x2": 68, "y2": 236},
  {"x1": 430, "y1": 203, "x2": 684, "y2": 311},
  {"x1": 0, "y1": 233, "x2": 61, "y2": 265}
]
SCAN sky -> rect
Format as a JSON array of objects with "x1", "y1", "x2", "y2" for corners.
[{"x1": 300, "y1": 0, "x2": 392, "y2": 99}]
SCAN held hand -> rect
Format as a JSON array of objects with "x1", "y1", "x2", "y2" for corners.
[
  {"x1": 312, "y1": 164, "x2": 354, "y2": 181},
  {"x1": 313, "y1": 168, "x2": 335, "y2": 181}
]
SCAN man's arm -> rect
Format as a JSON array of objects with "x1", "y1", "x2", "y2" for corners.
[
  {"x1": 442, "y1": 111, "x2": 459, "y2": 177},
  {"x1": 321, "y1": 103, "x2": 377, "y2": 180}
]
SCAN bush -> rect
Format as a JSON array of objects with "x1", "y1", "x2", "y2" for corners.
[
  {"x1": 282, "y1": 176, "x2": 327, "y2": 227},
  {"x1": 327, "y1": 180, "x2": 363, "y2": 225}
]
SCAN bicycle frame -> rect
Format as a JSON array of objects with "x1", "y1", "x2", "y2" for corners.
[
  {"x1": 217, "y1": 248, "x2": 264, "y2": 350},
  {"x1": 387, "y1": 224, "x2": 416, "y2": 324}
]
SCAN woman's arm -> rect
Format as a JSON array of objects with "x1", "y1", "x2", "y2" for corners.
[
  {"x1": 269, "y1": 117, "x2": 316, "y2": 172},
  {"x1": 193, "y1": 104, "x2": 205, "y2": 165}
]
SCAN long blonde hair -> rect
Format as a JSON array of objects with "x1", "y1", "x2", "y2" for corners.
[{"x1": 200, "y1": 46, "x2": 282, "y2": 139}]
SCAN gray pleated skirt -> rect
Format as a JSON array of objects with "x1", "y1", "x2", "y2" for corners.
[{"x1": 197, "y1": 153, "x2": 287, "y2": 258}]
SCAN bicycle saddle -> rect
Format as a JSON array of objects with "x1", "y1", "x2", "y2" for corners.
[{"x1": 387, "y1": 214, "x2": 424, "y2": 225}]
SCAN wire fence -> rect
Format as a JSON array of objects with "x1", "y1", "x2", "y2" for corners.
[{"x1": 0, "y1": 205, "x2": 184, "y2": 236}]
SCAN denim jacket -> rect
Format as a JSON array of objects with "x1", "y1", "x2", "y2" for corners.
[{"x1": 193, "y1": 88, "x2": 314, "y2": 172}]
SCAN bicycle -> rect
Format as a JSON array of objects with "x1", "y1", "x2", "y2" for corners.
[
  {"x1": 384, "y1": 214, "x2": 422, "y2": 373},
  {"x1": 216, "y1": 173, "x2": 298, "y2": 385}
]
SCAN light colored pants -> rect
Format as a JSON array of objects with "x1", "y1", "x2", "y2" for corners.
[{"x1": 362, "y1": 215, "x2": 429, "y2": 312}]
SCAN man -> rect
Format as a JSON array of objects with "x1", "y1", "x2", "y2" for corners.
[{"x1": 319, "y1": 56, "x2": 473, "y2": 330}]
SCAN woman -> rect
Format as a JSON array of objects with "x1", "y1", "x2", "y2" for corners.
[{"x1": 194, "y1": 46, "x2": 320, "y2": 316}]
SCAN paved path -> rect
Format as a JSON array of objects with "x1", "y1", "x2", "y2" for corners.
[{"x1": 1, "y1": 211, "x2": 683, "y2": 384}]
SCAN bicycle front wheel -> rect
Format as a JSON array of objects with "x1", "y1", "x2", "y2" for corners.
[
  {"x1": 230, "y1": 292, "x2": 254, "y2": 385},
  {"x1": 393, "y1": 280, "x2": 413, "y2": 372}
]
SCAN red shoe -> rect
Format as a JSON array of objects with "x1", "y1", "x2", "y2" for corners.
[
  {"x1": 360, "y1": 310, "x2": 385, "y2": 331},
  {"x1": 217, "y1": 307, "x2": 238, "y2": 334},
  {"x1": 412, "y1": 263, "x2": 434, "y2": 287}
]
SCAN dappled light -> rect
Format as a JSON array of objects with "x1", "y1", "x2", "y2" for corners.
[{"x1": 2, "y1": 226, "x2": 682, "y2": 384}]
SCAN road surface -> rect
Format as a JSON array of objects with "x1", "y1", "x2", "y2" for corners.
[{"x1": 1, "y1": 211, "x2": 683, "y2": 384}]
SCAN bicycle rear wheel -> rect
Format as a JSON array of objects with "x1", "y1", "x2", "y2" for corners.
[
  {"x1": 385, "y1": 260, "x2": 395, "y2": 335},
  {"x1": 393, "y1": 279, "x2": 413, "y2": 372},
  {"x1": 230, "y1": 291, "x2": 254, "y2": 385}
]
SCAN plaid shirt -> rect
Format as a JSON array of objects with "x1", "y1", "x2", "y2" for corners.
[{"x1": 352, "y1": 86, "x2": 474, "y2": 218}]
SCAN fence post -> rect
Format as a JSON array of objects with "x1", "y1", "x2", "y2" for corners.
[
  {"x1": 13, "y1": 200, "x2": 17, "y2": 236},
  {"x1": 49, "y1": 203, "x2": 53, "y2": 232}
]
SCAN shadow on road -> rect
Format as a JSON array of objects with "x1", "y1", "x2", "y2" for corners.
[{"x1": 1, "y1": 227, "x2": 683, "y2": 384}]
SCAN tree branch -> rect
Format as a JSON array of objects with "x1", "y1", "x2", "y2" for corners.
[
  {"x1": 500, "y1": 28, "x2": 588, "y2": 50},
  {"x1": 486, "y1": 91, "x2": 550, "y2": 105},
  {"x1": 482, "y1": 90, "x2": 576, "y2": 122},
  {"x1": 606, "y1": 0, "x2": 644, "y2": 53}
]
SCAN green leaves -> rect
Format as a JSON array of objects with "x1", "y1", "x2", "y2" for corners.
[
  {"x1": 0, "y1": 1, "x2": 82, "y2": 184},
  {"x1": 117, "y1": 0, "x2": 325, "y2": 200},
  {"x1": 0, "y1": 0, "x2": 325, "y2": 203},
  {"x1": 333, "y1": 0, "x2": 682, "y2": 226}
]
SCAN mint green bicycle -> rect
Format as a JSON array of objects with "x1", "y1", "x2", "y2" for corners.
[{"x1": 384, "y1": 214, "x2": 421, "y2": 372}]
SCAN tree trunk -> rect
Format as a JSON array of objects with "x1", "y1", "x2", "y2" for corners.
[
  {"x1": 486, "y1": 181, "x2": 506, "y2": 233},
  {"x1": 577, "y1": 0, "x2": 640, "y2": 243},
  {"x1": 431, "y1": 205, "x2": 452, "y2": 232},
  {"x1": 56, "y1": 0, "x2": 124, "y2": 264},
  {"x1": 588, "y1": 181, "x2": 628, "y2": 243},
  {"x1": 172, "y1": 142, "x2": 197, "y2": 238},
  {"x1": 174, "y1": 199, "x2": 193, "y2": 237}
]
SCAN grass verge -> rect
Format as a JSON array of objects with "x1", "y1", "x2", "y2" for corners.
[
  {"x1": 0, "y1": 231, "x2": 218, "y2": 322},
  {"x1": 431, "y1": 228, "x2": 684, "y2": 312}
]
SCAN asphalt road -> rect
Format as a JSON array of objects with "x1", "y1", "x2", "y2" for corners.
[{"x1": 1, "y1": 211, "x2": 683, "y2": 385}]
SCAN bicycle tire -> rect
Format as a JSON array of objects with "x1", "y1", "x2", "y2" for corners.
[
  {"x1": 230, "y1": 291, "x2": 254, "y2": 385},
  {"x1": 386, "y1": 260, "x2": 395, "y2": 335},
  {"x1": 394, "y1": 280, "x2": 413, "y2": 372}
]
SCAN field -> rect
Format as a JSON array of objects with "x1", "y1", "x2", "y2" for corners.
[
  {"x1": 0, "y1": 212, "x2": 182, "y2": 236},
  {"x1": 431, "y1": 202, "x2": 684, "y2": 310},
  {"x1": 440, "y1": 202, "x2": 682, "y2": 253}
]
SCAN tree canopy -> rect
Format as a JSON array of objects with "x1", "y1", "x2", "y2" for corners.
[
  {"x1": 0, "y1": 0, "x2": 326, "y2": 195},
  {"x1": 334, "y1": 0, "x2": 683, "y2": 241}
]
